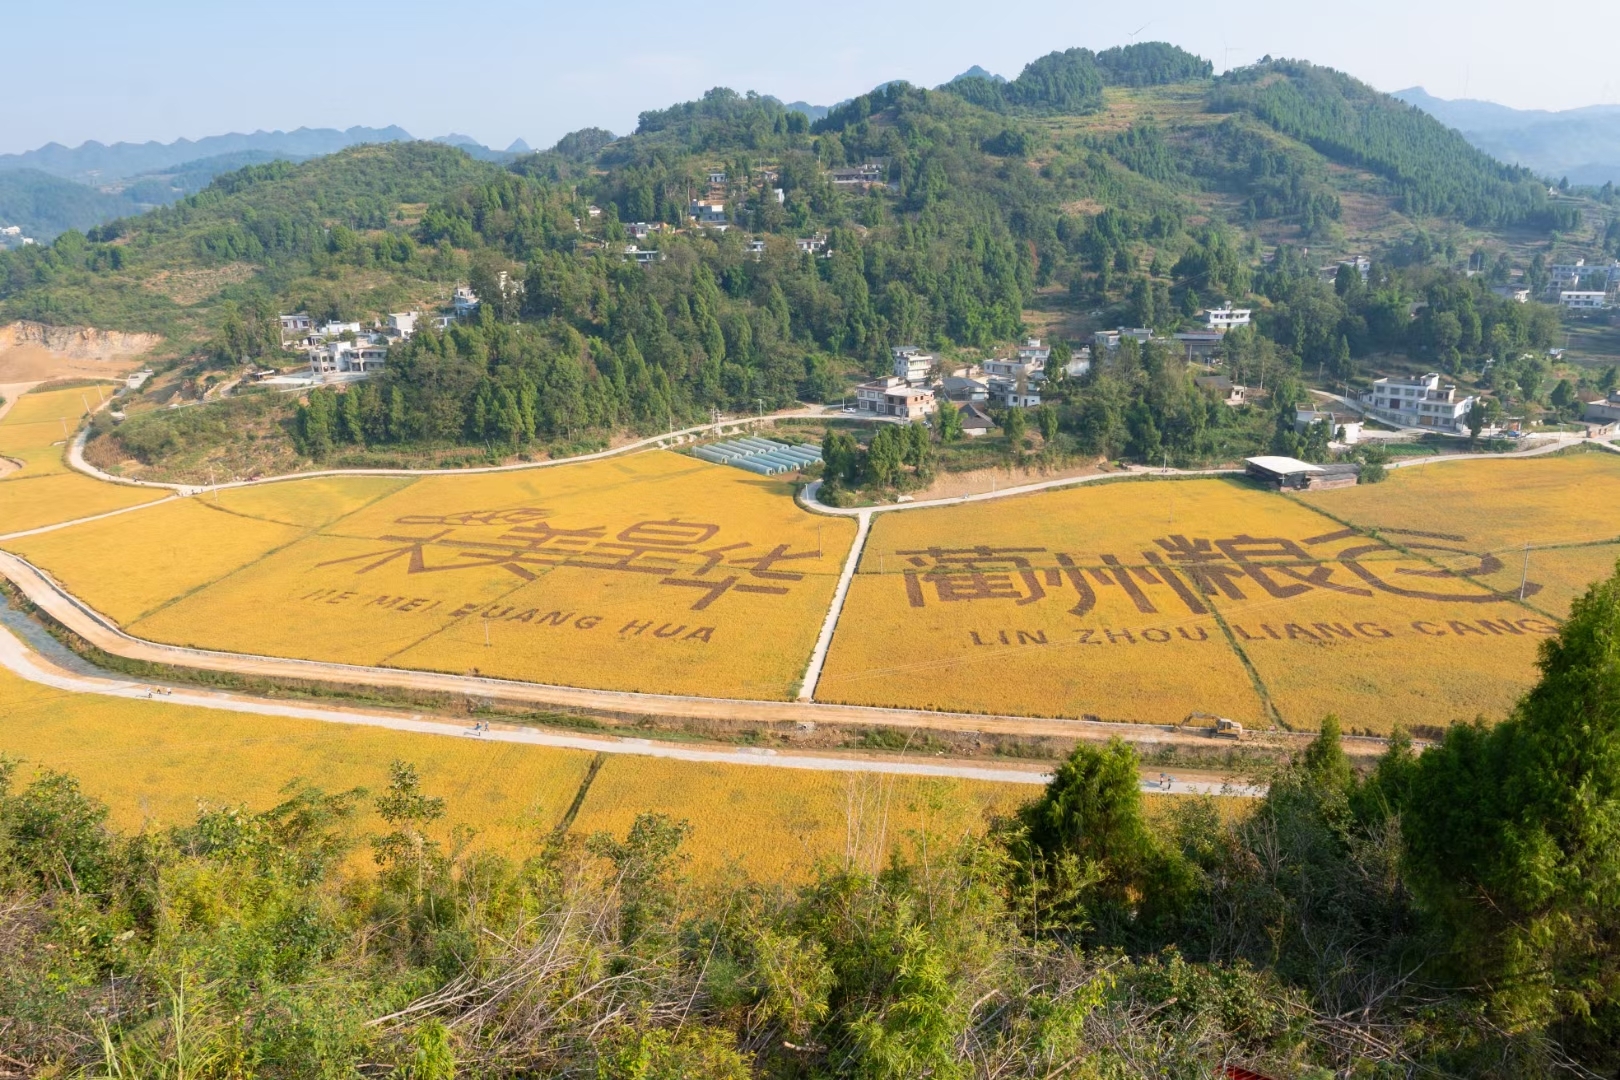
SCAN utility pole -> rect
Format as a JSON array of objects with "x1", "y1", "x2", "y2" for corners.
[
  {"x1": 483, "y1": 617, "x2": 492, "y2": 647},
  {"x1": 58, "y1": 417, "x2": 69, "y2": 440},
  {"x1": 1520, "y1": 542, "x2": 1532, "y2": 601}
]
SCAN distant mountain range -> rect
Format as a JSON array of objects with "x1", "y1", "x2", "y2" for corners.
[
  {"x1": 0, "y1": 127, "x2": 534, "y2": 241},
  {"x1": 1394, "y1": 88, "x2": 1620, "y2": 187}
]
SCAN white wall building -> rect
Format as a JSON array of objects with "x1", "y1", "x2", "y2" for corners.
[
  {"x1": 1560, "y1": 291, "x2": 1609, "y2": 311},
  {"x1": 891, "y1": 346, "x2": 933, "y2": 386},
  {"x1": 855, "y1": 377, "x2": 937, "y2": 419},
  {"x1": 452, "y1": 286, "x2": 479, "y2": 317},
  {"x1": 386, "y1": 312, "x2": 419, "y2": 338},
  {"x1": 1204, "y1": 304, "x2": 1252, "y2": 331},
  {"x1": 1359, "y1": 373, "x2": 1476, "y2": 433}
]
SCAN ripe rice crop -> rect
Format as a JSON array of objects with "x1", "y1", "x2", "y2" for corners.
[
  {"x1": 0, "y1": 387, "x2": 165, "y2": 533},
  {"x1": 0, "y1": 661, "x2": 1025, "y2": 881},
  {"x1": 572, "y1": 759, "x2": 1026, "y2": 880},
  {"x1": 0, "y1": 474, "x2": 167, "y2": 536},
  {"x1": 7, "y1": 498, "x2": 307, "y2": 622},
  {"x1": 819, "y1": 474, "x2": 1579, "y2": 733},
  {"x1": 33, "y1": 451, "x2": 855, "y2": 700},
  {"x1": 1299, "y1": 452, "x2": 1620, "y2": 553}
]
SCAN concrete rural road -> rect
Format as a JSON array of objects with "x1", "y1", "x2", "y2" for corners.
[
  {"x1": 0, "y1": 611, "x2": 1262, "y2": 797},
  {"x1": 0, "y1": 548, "x2": 1276, "y2": 754}
]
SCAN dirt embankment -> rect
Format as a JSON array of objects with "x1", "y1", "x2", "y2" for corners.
[{"x1": 0, "y1": 321, "x2": 162, "y2": 385}]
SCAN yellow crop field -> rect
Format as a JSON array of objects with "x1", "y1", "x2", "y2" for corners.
[
  {"x1": 0, "y1": 387, "x2": 167, "y2": 534},
  {"x1": 819, "y1": 475, "x2": 1573, "y2": 733},
  {"x1": 7, "y1": 498, "x2": 307, "y2": 622},
  {"x1": 26, "y1": 451, "x2": 855, "y2": 699},
  {"x1": 210, "y1": 475, "x2": 413, "y2": 528},
  {"x1": 0, "y1": 473, "x2": 168, "y2": 536},
  {"x1": 1300, "y1": 453, "x2": 1620, "y2": 552},
  {"x1": 0, "y1": 661, "x2": 1027, "y2": 881},
  {"x1": 573, "y1": 760, "x2": 1026, "y2": 879}
]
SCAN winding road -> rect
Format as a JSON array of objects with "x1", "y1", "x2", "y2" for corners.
[{"x1": 2, "y1": 388, "x2": 1613, "y2": 790}]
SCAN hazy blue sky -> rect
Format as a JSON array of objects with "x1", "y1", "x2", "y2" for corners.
[{"x1": 5, "y1": 0, "x2": 1618, "y2": 155}]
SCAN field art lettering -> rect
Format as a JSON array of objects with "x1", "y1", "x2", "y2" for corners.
[
  {"x1": 1477, "y1": 619, "x2": 1524, "y2": 635},
  {"x1": 620, "y1": 619, "x2": 654, "y2": 636},
  {"x1": 311, "y1": 511, "x2": 814, "y2": 612}
]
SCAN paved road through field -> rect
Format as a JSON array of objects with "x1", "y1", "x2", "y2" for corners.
[{"x1": 0, "y1": 615, "x2": 1263, "y2": 796}]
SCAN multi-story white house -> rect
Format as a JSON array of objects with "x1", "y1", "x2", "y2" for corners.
[
  {"x1": 309, "y1": 341, "x2": 388, "y2": 377},
  {"x1": 453, "y1": 286, "x2": 479, "y2": 317},
  {"x1": 891, "y1": 346, "x2": 933, "y2": 386},
  {"x1": 855, "y1": 377, "x2": 937, "y2": 419},
  {"x1": 1204, "y1": 304, "x2": 1252, "y2": 331},
  {"x1": 986, "y1": 375, "x2": 1041, "y2": 410},
  {"x1": 386, "y1": 312, "x2": 419, "y2": 338},
  {"x1": 278, "y1": 313, "x2": 312, "y2": 336},
  {"x1": 1359, "y1": 373, "x2": 1476, "y2": 433},
  {"x1": 1015, "y1": 337, "x2": 1051, "y2": 367}
]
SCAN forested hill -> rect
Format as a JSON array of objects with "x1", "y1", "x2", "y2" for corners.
[{"x1": 2, "y1": 43, "x2": 1610, "y2": 473}]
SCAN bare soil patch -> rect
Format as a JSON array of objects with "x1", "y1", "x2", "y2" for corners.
[
  {"x1": 913, "y1": 459, "x2": 1110, "y2": 501},
  {"x1": 0, "y1": 322, "x2": 161, "y2": 383}
]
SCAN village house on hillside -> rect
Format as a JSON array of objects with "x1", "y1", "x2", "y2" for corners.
[
  {"x1": 1359, "y1": 373, "x2": 1476, "y2": 433},
  {"x1": 855, "y1": 376, "x2": 937, "y2": 420}
]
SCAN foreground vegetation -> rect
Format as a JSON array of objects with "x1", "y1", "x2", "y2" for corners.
[{"x1": 4, "y1": 561, "x2": 1620, "y2": 1076}]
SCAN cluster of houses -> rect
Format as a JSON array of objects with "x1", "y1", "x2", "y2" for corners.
[
  {"x1": 280, "y1": 293, "x2": 471, "y2": 379},
  {"x1": 616, "y1": 161, "x2": 886, "y2": 265},
  {"x1": 852, "y1": 339, "x2": 1092, "y2": 435},
  {"x1": 1549, "y1": 259, "x2": 1620, "y2": 311}
]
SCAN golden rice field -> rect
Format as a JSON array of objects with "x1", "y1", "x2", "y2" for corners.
[
  {"x1": 6, "y1": 450, "x2": 856, "y2": 699},
  {"x1": 816, "y1": 468, "x2": 1608, "y2": 734},
  {"x1": 0, "y1": 660, "x2": 1021, "y2": 881},
  {"x1": 0, "y1": 385, "x2": 166, "y2": 534}
]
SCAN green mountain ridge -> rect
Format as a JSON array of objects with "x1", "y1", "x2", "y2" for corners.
[{"x1": 1, "y1": 45, "x2": 1613, "y2": 478}]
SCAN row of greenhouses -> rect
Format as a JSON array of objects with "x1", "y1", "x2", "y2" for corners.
[{"x1": 692, "y1": 437, "x2": 823, "y2": 475}]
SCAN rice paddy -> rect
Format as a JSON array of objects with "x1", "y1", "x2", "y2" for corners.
[
  {"x1": 0, "y1": 385, "x2": 166, "y2": 534},
  {"x1": 6, "y1": 448, "x2": 857, "y2": 699},
  {"x1": 816, "y1": 461, "x2": 1619, "y2": 734},
  {"x1": 0, "y1": 661, "x2": 1021, "y2": 881}
]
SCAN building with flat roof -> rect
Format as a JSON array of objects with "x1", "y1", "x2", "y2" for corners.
[
  {"x1": 1560, "y1": 291, "x2": 1608, "y2": 311},
  {"x1": 854, "y1": 377, "x2": 937, "y2": 420},
  {"x1": 1245, "y1": 456, "x2": 1360, "y2": 491},
  {"x1": 1204, "y1": 304, "x2": 1252, "y2": 331},
  {"x1": 1359, "y1": 373, "x2": 1475, "y2": 433}
]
